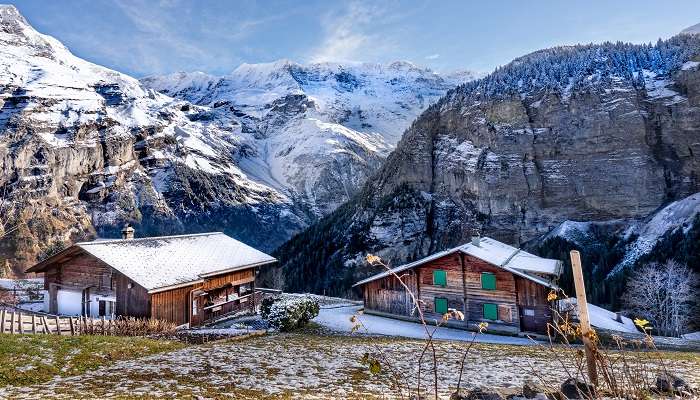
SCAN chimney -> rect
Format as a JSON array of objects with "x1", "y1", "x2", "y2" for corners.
[
  {"x1": 121, "y1": 224, "x2": 135, "y2": 240},
  {"x1": 471, "y1": 229, "x2": 481, "y2": 247}
]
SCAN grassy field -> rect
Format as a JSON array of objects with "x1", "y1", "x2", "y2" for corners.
[
  {"x1": 0, "y1": 326, "x2": 698, "y2": 399},
  {"x1": 0, "y1": 333, "x2": 185, "y2": 387}
]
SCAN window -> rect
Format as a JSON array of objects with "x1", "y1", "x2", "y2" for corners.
[
  {"x1": 239, "y1": 283, "x2": 252, "y2": 296},
  {"x1": 434, "y1": 297, "x2": 448, "y2": 314},
  {"x1": 481, "y1": 272, "x2": 496, "y2": 290},
  {"x1": 483, "y1": 303, "x2": 498, "y2": 320},
  {"x1": 98, "y1": 300, "x2": 115, "y2": 317},
  {"x1": 192, "y1": 299, "x2": 198, "y2": 316},
  {"x1": 433, "y1": 270, "x2": 447, "y2": 287},
  {"x1": 523, "y1": 308, "x2": 535, "y2": 317}
]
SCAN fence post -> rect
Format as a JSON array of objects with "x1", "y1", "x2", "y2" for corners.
[
  {"x1": 570, "y1": 250, "x2": 598, "y2": 386},
  {"x1": 10, "y1": 310, "x2": 15, "y2": 334},
  {"x1": 0, "y1": 309, "x2": 5, "y2": 333},
  {"x1": 69, "y1": 317, "x2": 75, "y2": 336}
]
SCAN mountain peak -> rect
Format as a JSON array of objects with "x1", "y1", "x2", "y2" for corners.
[
  {"x1": 681, "y1": 22, "x2": 700, "y2": 35},
  {"x1": 0, "y1": 4, "x2": 30, "y2": 29}
]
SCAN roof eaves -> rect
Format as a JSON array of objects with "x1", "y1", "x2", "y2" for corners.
[
  {"x1": 197, "y1": 259, "x2": 276, "y2": 278},
  {"x1": 352, "y1": 247, "x2": 460, "y2": 287}
]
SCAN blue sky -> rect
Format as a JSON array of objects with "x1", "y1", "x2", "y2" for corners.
[{"x1": 8, "y1": 0, "x2": 700, "y2": 77}]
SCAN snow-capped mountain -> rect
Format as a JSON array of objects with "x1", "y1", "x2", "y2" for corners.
[
  {"x1": 0, "y1": 5, "x2": 473, "y2": 273},
  {"x1": 0, "y1": 5, "x2": 303, "y2": 271},
  {"x1": 275, "y1": 34, "x2": 700, "y2": 299},
  {"x1": 142, "y1": 60, "x2": 477, "y2": 216}
]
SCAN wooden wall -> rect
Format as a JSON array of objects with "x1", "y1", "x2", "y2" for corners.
[
  {"x1": 362, "y1": 273, "x2": 417, "y2": 316},
  {"x1": 150, "y1": 267, "x2": 258, "y2": 326},
  {"x1": 461, "y1": 254, "x2": 519, "y2": 328},
  {"x1": 417, "y1": 253, "x2": 466, "y2": 321},
  {"x1": 201, "y1": 268, "x2": 254, "y2": 291},
  {"x1": 44, "y1": 252, "x2": 114, "y2": 294},
  {"x1": 514, "y1": 276, "x2": 552, "y2": 334},
  {"x1": 150, "y1": 284, "x2": 195, "y2": 326},
  {"x1": 114, "y1": 273, "x2": 150, "y2": 318}
]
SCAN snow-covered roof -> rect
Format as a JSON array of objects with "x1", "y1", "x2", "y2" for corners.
[
  {"x1": 558, "y1": 298, "x2": 638, "y2": 334},
  {"x1": 30, "y1": 232, "x2": 275, "y2": 292},
  {"x1": 354, "y1": 237, "x2": 561, "y2": 288}
]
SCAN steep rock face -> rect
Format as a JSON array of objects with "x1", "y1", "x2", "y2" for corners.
[
  {"x1": 0, "y1": 5, "x2": 304, "y2": 273},
  {"x1": 142, "y1": 61, "x2": 476, "y2": 216},
  {"x1": 275, "y1": 36, "x2": 700, "y2": 296}
]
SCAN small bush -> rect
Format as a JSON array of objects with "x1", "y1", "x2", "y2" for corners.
[{"x1": 261, "y1": 296, "x2": 320, "y2": 332}]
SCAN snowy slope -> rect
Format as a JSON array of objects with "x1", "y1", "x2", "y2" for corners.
[
  {"x1": 142, "y1": 60, "x2": 477, "y2": 215},
  {"x1": 0, "y1": 4, "x2": 305, "y2": 265},
  {"x1": 681, "y1": 22, "x2": 700, "y2": 35}
]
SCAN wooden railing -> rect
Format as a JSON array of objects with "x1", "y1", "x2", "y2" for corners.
[{"x1": 0, "y1": 303, "x2": 111, "y2": 336}]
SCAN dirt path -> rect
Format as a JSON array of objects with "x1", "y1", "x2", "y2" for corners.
[{"x1": 1, "y1": 333, "x2": 698, "y2": 399}]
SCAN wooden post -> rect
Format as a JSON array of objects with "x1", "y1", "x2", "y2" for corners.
[
  {"x1": 18, "y1": 313, "x2": 24, "y2": 334},
  {"x1": 10, "y1": 311, "x2": 15, "y2": 334},
  {"x1": 41, "y1": 316, "x2": 50, "y2": 334},
  {"x1": 69, "y1": 317, "x2": 75, "y2": 336},
  {"x1": 32, "y1": 315, "x2": 37, "y2": 334},
  {"x1": 54, "y1": 316, "x2": 61, "y2": 335},
  {"x1": 570, "y1": 250, "x2": 598, "y2": 386},
  {"x1": 0, "y1": 309, "x2": 5, "y2": 333}
]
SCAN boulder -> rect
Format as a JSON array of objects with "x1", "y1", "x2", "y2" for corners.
[
  {"x1": 655, "y1": 373, "x2": 692, "y2": 394},
  {"x1": 559, "y1": 378, "x2": 595, "y2": 399},
  {"x1": 521, "y1": 380, "x2": 549, "y2": 399},
  {"x1": 450, "y1": 388, "x2": 505, "y2": 400}
]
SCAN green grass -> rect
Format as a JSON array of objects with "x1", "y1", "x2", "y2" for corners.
[{"x1": 0, "y1": 333, "x2": 185, "y2": 387}]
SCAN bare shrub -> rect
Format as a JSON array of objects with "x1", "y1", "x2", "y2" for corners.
[{"x1": 80, "y1": 316, "x2": 177, "y2": 337}]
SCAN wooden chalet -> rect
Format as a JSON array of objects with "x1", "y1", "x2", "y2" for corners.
[
  {"x1": 354, "y1": 236, "x2": 562, "y2": 335},
  {"x1": 26, "y1": 227, "x2": 275, "y2": 327}
]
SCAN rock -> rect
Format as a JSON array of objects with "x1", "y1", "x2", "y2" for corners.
[
  {"x1": 450, "y1": 388, "x2": 505, "y2": 400},
  {"x1": 559, "y1": 378, "x2": 595, "y2": 399},
  {"x1": 656, "y1": 372, "x2": 692, "y2": 394},
  {"x1": 522, "y1": 380, "x2": 548, "y2": 399}
]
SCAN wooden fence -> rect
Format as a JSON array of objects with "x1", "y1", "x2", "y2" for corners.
[{"x1": 0, "y1": 306, "x2": 111, "y2": 336}]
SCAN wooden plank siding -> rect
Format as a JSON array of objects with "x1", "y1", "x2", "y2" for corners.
[
  {"x1": 362, "y1": 273, "x2": 417, "y2": 316},
  {"x1": 201, "y1": 269, "x2": 254, "y2": 291},
  {"x1": 114, "y1": 273, "x2": 150, "y2": 318},
  {"x1": 514, "y1": 276, "x2": 552, "y2": 334},
  {"x1": 150, "y1": 285, "x2": 195, "y2": 326},
  {"x1": 417, "y1": 253, "x2": 466, "y2": 321},
  {"x1": 461, "y1": 254, "x2": 519, "y2": 328}
]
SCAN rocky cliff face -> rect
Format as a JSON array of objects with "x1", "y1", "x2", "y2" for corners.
[
  {"x1": 142, "y1": 61, "x2": 475, "y2": 216},
  {"x1": 0, "y1": 5, "x2": 305, "y2": 273},
  {"x1": 0, "y1": 5, "x2": 473, "y2": 274},
  {"x1": 275, "y1": 36, "x2": 700, "y2": 296}
]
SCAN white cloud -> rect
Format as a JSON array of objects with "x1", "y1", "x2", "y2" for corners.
[
  {"x1": 425, "y1": 54, "x2": 440, "y2": 60},
  {"x1": 309, "y1": 3, "x2": 390, "y2": 63}
]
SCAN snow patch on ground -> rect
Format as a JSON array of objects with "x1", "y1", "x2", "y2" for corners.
[{"x1": 314, "y1": 305, "x2": 536, "y2": 345}]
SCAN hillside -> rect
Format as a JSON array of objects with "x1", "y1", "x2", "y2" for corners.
[
  {"x1": 274, "y1": 34, "x2": 700, "y2": 300},
  {"x1": 0, "y1": 5, "x2": 471, "y2": 273},
  {"x1": 142, "y1": 61, "x2": 476, "y2": 217}
]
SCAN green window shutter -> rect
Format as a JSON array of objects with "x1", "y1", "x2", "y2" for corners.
[
  {"x1": 433, "y1": 269, "x2": 447, "y2": 287},
  {"x1": 435, "y1": 297, "x2": 448, "y2": 314},
  {"x1": 481, "y1": 272, "x2": 496, "y2": 290},
  {"x1": 483, "y1": 303, "x2": 498, "y2": 320}
]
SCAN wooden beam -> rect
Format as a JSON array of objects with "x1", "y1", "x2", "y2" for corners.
[
  {"x1": 570, "y1": 250, "x2": 598, "y2": 386},
  {"x1": 459, "y1": 253, "x2": 468, "y2": 323}
]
